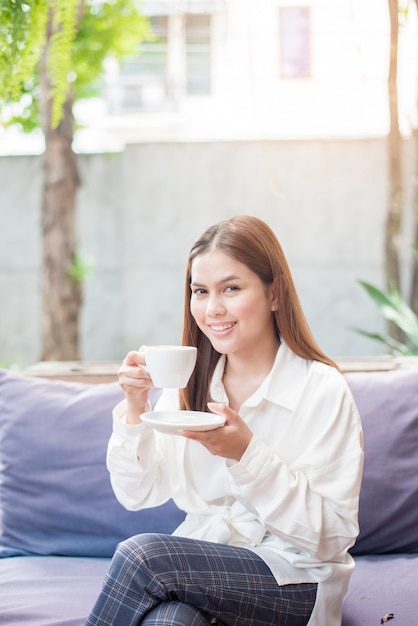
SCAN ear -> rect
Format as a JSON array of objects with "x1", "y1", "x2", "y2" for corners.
[
  {"x1": 271, "y1": 298, "x2": 279, "y2": 311},
  {"x1": 270, "y1": 275, "x2": 286, "y2": 311},
  {"x1": 269, "y1": 282, "x2": 279, "y2": 311}
]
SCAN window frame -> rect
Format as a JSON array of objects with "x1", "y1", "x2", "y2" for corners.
[{"x1": 278, "y1": 6, "x2": 311, "y2": 79}]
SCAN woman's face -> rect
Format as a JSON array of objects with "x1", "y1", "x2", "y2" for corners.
[{"x1": 190, "y1": 249, "x2": 277, "y2": 357}]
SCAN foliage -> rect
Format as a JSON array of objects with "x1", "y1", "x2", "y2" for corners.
[
  {"x1": 0, "y1": 0, "x2": 150, "y2": 129},
  {"x1": 47, "y1": 0, "x2": 80, "y2": 127},
  {"x1": 356, "y1": 248, "x2": 418, "y2": 355},
  {"x1": 0, "y1": 359, "x2": 22, "y2": 371},
  {"x1": 73, "y1": 1, "x2": 150, "y2": 98},
  {"x1": 0, "y1": 0, "x2": 48, "y2": 101},
  {"x1": 68, "y1": 250, "x2": 95, "y2": 282}
]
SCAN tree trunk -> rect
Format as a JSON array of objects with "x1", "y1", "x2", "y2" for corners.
[
  {"x1": 39, "y1": 17, "x2": 81, "y2": 361},
  {"x1": 386, "y1": 0, "x2": 403, "y2": 341},
  {"x1": 411, "y1": 129, "x2": 418, "y2": 315},
  {"x1": 411, "y1": 0, "x2": 418, "y2": 315}
]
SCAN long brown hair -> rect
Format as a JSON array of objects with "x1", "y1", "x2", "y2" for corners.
[{"x1": 179, "y1": 215, "x2": 337, "y2": 411}]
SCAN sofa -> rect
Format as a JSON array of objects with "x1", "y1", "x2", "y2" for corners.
[{"x1": 0, "y1": 361, "x2": 417, "y2": 625}]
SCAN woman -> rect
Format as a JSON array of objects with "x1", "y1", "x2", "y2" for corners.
[{"x1": 86, "y1": 215, "x2": 363, "y2": 626}]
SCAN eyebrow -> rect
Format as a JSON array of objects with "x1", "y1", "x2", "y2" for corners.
[{"x1": 190, "y1": 274, "x2": 243, "y2": 287}]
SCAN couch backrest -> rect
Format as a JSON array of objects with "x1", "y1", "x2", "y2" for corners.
[
  {"x1": 1, "y1": 365, "x2": 417, "y2": 559},
  {"x1": 0, "y1": 370, "x2": 185, "y2": 558},
  {"x1": 346, "y1": 367, "x2": 418, "y2": 555}
]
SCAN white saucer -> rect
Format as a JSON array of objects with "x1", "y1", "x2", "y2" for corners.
[{"x1": 141, "y1": 410, "x2": 225, "y2": 435}]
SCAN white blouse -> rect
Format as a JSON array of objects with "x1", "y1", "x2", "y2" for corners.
[{"x1": 107, "y1": 341, "x2": 364, "y2": 626}]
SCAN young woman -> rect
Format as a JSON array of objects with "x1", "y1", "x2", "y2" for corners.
[{"x1": 86, "y1": 215, "x2": 363, "y2": 626}]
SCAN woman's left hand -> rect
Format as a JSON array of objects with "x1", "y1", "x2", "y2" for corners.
[{"x1": 182, "y1": 402, "x2": 253, "y2": 462}]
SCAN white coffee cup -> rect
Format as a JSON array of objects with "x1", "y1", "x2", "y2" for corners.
[{"x1": 144, "y1": 345, "x2": 197, "y2": 389}]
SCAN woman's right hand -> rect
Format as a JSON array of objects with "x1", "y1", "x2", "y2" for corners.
[{"x1": 118, "y1": 346, "x2": 153, "y2": 424}]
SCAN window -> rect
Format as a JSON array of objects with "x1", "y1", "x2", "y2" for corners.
[
  {"x1": 117, "y1": 16, "x2": 168, "y2": 110},
  {"x1": 186, "y1": 14, "x2": 211, "y2": 94},
  {"x1": 103, "y1": 13, "x2": 212, "y2": 113},
  {"x1": 279, "y1": 7, "x2": 311, "y2": 79}
]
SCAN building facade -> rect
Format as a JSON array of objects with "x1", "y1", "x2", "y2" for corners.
[{"x1": 73, "y1": 0, "x2": 417, "y2": 151}]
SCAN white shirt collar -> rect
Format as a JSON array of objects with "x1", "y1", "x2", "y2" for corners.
[{"x1": 209, "y1": 340, "x2": 312, "y2": 411}]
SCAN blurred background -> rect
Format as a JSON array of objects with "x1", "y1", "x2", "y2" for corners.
[{"x1": 0, "y1": 0, "x2": 417, "y2": 367}]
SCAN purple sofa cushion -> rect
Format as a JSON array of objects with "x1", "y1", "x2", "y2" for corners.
[
  {"x1": 0, "y1": 555, "x2": 110, "y2": 625},
  {"x1": 346, "y1": 367, "x2": 418, "y2": 555},
  {"x1": 342, "y1": 554, "x2": 418, "y2": 625},
  {"x1": 0, "y1": 369, "x2": 185, "y2": 558}
]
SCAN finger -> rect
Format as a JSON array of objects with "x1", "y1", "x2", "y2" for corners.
[
  {"x1": 182, "y1": 424, "x2": 224, "y2": 440},
  {"x1": 119, "y1": 354, "x2": 151, "y2": 387},
  {"x1": 207, "y1": 402, "x2": 237, "y2": 423},
  {"x1": 119, "y1": 364, "x2": 152, "y2": 384},
  {"x1": 123, "y1": 350, "x2": 143, "y2": 367}
]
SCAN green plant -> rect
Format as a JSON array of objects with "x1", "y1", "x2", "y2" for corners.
[
  {"x1": 0, "y1": 0, "x2": 150, "y2": 129},
  {"x1": 0, "y1": 360, "x2": 22, "y2": 371},
  {"x1": 68, "y1": 250, "x2": 95, "y2": 282},
  {"x1": 356, "y1": 246, "x2": 418, "y2": 355}
]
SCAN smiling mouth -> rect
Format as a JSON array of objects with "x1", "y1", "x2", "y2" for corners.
[{"x1": 209, "y1": 322, "x2": 236, "y2": 332}]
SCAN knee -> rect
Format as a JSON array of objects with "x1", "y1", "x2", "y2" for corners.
[
  {"x1": 108, "y1": 533, "x2": 171, "y2": 595},
  {"x1": 115, "y1": 532, "x2": 160, "y2": 558},
  {"x1": 115, "y1": 532, "x2": 172, "y2": 564}
]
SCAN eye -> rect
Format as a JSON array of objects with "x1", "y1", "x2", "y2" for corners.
[
  {"x1": 191, "y1": 287, "x2": 207, "y2": 296},
  {"x1": 224, "y1": 285, "x2": 239, "y2": 293}
]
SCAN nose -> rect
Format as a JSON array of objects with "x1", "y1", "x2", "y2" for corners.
[{"x1": 206, "y1": 293, "x2": 225, "y2": 316}]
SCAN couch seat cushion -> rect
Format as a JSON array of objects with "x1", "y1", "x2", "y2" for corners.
[
  {"x1": 0, "y1": 555, "x2": 110, "y2": 626},
  {"x1": 342, "y1": 554, "x2": 418, "y2": 625}
]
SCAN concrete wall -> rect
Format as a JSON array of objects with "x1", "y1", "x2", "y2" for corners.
[{"x1": 0, "y1": 137, "x2": 415, "y2": 367}]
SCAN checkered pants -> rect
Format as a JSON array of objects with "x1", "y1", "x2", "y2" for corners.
[{"x1": 85, "y1": 533, "x2": 317, "y2": 626}]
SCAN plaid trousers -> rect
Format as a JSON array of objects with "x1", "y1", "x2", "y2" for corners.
[{"x1": 85, "y1": 533, "x2": 317, "y2": 626}]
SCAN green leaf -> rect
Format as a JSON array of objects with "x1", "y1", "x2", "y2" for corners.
[
  {"x1": 353, "y1": 328, "x2": 413, "y2": 355},
  {"x1": 0, "y1": 0, "x2": 151, "y2": 130},
  {"x1": 68, "y1": 250, "x2": 95, "y2": 282},
  {"x1": 48, "y1": 0, "x2": 80, "y2": 128},
  {"x1": 0, "y1": 0, "x2": 48, "y2": 103},
  {"x1": 358, "y1": 280, "x2": 418, "y2": 347}
]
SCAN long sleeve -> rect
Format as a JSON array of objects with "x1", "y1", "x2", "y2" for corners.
[{"x1": 106, "y1": 399, "x2": 174, "y2": 510}]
